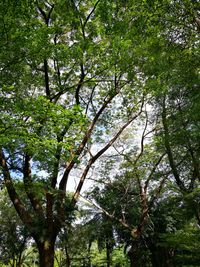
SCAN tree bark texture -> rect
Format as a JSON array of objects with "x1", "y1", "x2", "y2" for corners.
[{"x1": 38, "y1": 240, "x2": 55, "y2": 267}]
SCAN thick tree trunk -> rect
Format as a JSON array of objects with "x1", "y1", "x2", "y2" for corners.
[
  {"x1": 128, "y1": 248, "x2": 139, "y2": 267},
  {"x1": 37, "y1": 239, "x2": 56, "y2": 267},
  {"x1": 127, "y1": 237, "x2": 146, "y2": 267},
  {"x1": 128, "y1": 253, "x2": 139, "y2": 267},
  {"x1": 150, "y1": 245, "x2": 174, "y2": 267}
]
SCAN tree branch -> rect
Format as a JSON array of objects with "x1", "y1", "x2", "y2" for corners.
[
  {"x1": 43, "y1": 59, "x2": 50, "y2": 99},
  {"x1": 59, "y1": 92, "x2": 119, "y2": 191},
  {"x1": 23, "y1": 154, "x2": 44, "y2": 217},
  {"x1": 144, "y1": 153, "x2": 166, "y2": 191},
  {"x1": 37, "y1": 5, "x2": 54, "y2": 26},
  {"x1": 0, "y1": 149, "x2": 33, "y2": 227},
  {"x1": 79, "y1": 195, "x2": 133, "y2": 232},
  {"x1": 75, "y1": 64, "x2": 85, "y2": 105},
  {"x1": 72, "y1": 101, "x2": 144, "y2": 204},
  {"x1": 162, "y1": 97, "x2": 186, "y2": 192}
]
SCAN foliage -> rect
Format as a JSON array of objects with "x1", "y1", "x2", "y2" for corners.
[
  {"x1": 0, "y1": 189, "x2": 30, "y2": 266},
  {"x1": 0, "y1": 0, "x2": 199, "y2": 266},
  {"x1": 151, "y1": 194, "x2": 200, "y2": 267}
]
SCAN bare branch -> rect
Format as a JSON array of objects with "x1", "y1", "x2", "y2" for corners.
[
  {"x1": 59, "y1": 91, "x2": 119, "y2": 191},
  {"x1": 133, "y1": 108, "x2": 148, "y2": 165},
  {"x1": 79, "y1": 195, "x2": 133, "y2": 231},
  {"x1": 72, "y1": 101, "x2": 144, "y2": 204},
  {"x1": 85, "y1": 85, "x2": 96, "y2": 115},
  {"x1": 149, "y1": 175, "x2": 168, "y2": 209},
  {"x1": 144, "y1": 153, "x2": 166, "y2": 191}
]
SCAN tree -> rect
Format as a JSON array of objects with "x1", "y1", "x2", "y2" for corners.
[
  {"x1": 56, "y1": 217, "x2": 126, "y2": 267},
  {"x1": 87, "y1": 119, "x2": 167, "y2": 267},
  {"x1": 1, "y1": 1, "x2": 198, "y2": 266},
  {"x1": 0, "y1": 1, "x2": 151, "y2": 266},
  {"x1": 133, "y1": 0, "x2": 200, "y2": 232},
  {"x1": 84, "y1": 211, "x2": 115, "y2": 267},
  {"x1": 56, "y1": 223, "x2": 91, "y2": 267},
  {"x1": 147, "y1": 0, "x2": 200, "y2": 225},
  {"x1": 0, "y1": 189, "x2": 30, "y2": 267},
  {"x1": 149, "y1": 190, "x2": 200, "y2": 267}
]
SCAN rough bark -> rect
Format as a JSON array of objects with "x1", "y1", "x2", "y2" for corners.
[{"x1": 37, "y1": 239, "x2": 56, "y2": 267}]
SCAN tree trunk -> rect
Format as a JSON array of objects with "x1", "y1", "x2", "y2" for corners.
[
  {"x1": 129, "y1": 254, "x2": 138, "y2": 267},
  {"x1": 127, "y1": 240, "x2": 140, "y2": 267},
  {"x1": 16, "y1": 248, "x2": 23, "y2": 267},
  {"x1": 65, "y1": 246, "x2": 71, "y2": 267},
  {"x1": 106, "y1": 241, "x2": 112, "y2": 267},
  {"x1": 150, "y1": 245, "x2": 174, "y2": 267},
  {"x1": 37, "y1": 240, "x2": 55, "y2": 267}
]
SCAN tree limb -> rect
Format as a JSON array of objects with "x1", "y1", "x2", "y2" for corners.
[
  {"x1": 162, "y1": 97, "x2": 186, "y2": 192},
  {"x1": 72, "y1": 101, "x2": 144, "y2": 204},
  {"x1": 23, "y1": 154, "x2": 44, "y2": 217},
  {"x1": 59, "y1": 92, "x2": 119, "y2": 191},
  {"x1": 75, "y1": 64, "x2": 85, "y2": 105},
  {"x1": 0, "y1": 149, "x2": 33, "y2": 227}
]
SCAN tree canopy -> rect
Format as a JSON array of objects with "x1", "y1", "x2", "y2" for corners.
[{"x1": 0, "y1": 0, "x2": 199, "y2": 267}]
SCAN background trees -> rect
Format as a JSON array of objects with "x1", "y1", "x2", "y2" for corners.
[{"x1": 0, "y1": 190, "x2": 30, "y2": 267}]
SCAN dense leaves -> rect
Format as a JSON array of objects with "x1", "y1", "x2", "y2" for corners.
[{"x1": 0, "y1": 0, "x2": 199, "y2": 266}]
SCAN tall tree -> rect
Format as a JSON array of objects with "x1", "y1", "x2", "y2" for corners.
[
  {"x1": 87, "y1": 118, "x2": 167, "y2": 267},
  {"x1": 147, "y1": 0, "x2": 200, "y2": 224},
  {"x1": 0, "y1": 1, "x2": 150, "y2": 266}
]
